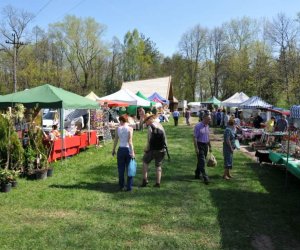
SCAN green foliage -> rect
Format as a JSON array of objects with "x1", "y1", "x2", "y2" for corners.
[
  {"x1": 0, "y1": 169, "x2": 13, "y2": 184},
  {"x1": 0, "y1": 115, "x2": 24, "y2": 170}
]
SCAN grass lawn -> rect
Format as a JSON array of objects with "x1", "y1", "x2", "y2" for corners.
[{"x1": 1, "y1": 117, "x2": 300, "y2": 249}]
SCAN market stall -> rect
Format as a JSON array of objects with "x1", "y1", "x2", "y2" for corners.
[{"x1": 0, "y1": 84, "x2": 100, "y2": 161}]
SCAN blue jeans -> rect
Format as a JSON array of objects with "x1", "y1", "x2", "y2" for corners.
[{"x1": 117, "y1": 147, "x2": 133, "y2": 190}]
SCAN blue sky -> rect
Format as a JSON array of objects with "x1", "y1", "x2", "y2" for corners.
[{"x1": 0, "y1": 0, "x2": 299, "y2": 56}]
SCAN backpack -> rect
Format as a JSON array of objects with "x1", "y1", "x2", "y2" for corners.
[{"x1": 149, "y1": 124, "x2": 166, "y2": 150}]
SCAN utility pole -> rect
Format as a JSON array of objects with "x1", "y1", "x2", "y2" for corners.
[{"x1": 5, "y1": 33, "x2": 25, "y2": 92}]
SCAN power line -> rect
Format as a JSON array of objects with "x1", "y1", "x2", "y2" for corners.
[
  {"x1": 58, "y1": 0, "x2": 87, "y2": 19},
  {"x1": 35, "y1": 0, "x2": 53, "y2": 18}
]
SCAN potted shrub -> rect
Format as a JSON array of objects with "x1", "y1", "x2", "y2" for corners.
[
  {"x1": 10, "y1": 170, "x2": 20, "y2": 187},
  {"x1": 0, "y1": 169, "x2": 13, "y2": 192}
]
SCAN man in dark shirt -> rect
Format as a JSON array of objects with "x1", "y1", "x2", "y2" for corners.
[{"x1": 253, "y1": 113, "x2": 264, "y2": 128}]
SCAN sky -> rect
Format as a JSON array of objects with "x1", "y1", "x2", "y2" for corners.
[{"x1": 0, "y1": 0, "x2": 299, "y2": 56}]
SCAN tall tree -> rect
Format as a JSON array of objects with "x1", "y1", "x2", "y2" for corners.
[
  {"x1": 49, "y1": 15, "x2": 107, "y2": 93},
  {"x1": 264, "y1": 13, "x2": 298, "y2": 105},
  {"x1": 179, "y1": 25, "x2": 208, "y2": 101}
]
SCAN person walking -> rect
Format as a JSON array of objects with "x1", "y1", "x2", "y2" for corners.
[
  {"x1": 138, "y1": 107, "x2": 145, "y2": 131},
  {"x1": 185, "y1": 108, "x2": 191, "y2": 125},
  {"x1": 194, "y1": 114, "x2": 212, "y2": 184},
  {"x1": 112, "y1": 115, "x2": 135, "y2": 191},
  {"x1": 172, "y1": 109, "x2": 180, "y2": 126},
  {"x1": 223, "y1": 119, "x2": 236, "y2": 180},
  {"x1": 141, "y1": 114, "x2": 167, "y2": 188}
]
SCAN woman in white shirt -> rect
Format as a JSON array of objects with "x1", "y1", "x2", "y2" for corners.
[{"x1": 112, "y1": 115, "x2": 135, "y2": 191}]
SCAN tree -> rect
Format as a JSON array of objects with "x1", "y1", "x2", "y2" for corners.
[
  {"x1": 264, "y1": 13, "x2": 298, "y2": 105},
  {"x1": 179, "y1": 25, "x2": 208, "y2": 101},
  {"x1": 49, "y1": 15, "x2": 107, "y2": 93},
  {"x1": 0, "y1": 5, "x2": 34, "y2": 92}
]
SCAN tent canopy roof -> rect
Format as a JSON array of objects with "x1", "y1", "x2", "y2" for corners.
[
  {"x1": 98, "y1": 99, "x2": 129, "y2": 107},
  {"x1": 0, "y1": 84, "x2": 99, "y2": 109},
  {"x1": 85, "y1": 91, "x2": 100, "y2": 101},
  {"x1": 290, "y1": 105, "x2": 300, "y2": 118},
  {"x1": 148, "y1": 92, "x2": 170, "y2": 105},
  {"x1": 239, "y1": 96, "x2": 273, "y2": 109},
  {"x1": 121, "y1": 76, "x2": 173, "y2": 100},
  {"x1": 98, "y1": 88, "x2": 150, "y2": 107},
  {"x1": 136, "y1": 91, "x2": 156, "y2": 106},
  {"x1": 222, "y1": 92, "x2": 249, "y2": 107},
  {"x1": 201, "y1": 96, "x2": 221, "y2": 106}
]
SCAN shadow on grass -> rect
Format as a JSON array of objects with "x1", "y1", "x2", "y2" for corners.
[
  {"x1": 49, "y1": 182, "x2": 121, "y2": 193},
  {"x1": 210, "y1": 161, "x2": 300, "y2": 249}
]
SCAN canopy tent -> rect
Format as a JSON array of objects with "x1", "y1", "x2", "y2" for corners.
[
  {"x1": 97, "y1": 99, "x2": 129, "y2": 107},
  {"x1": 0, "y1": 84, "x2": 99, "y2": 109},
  {"x1": 221, "y1": 92, "x2": 249, "y2": 107},
  {"x1": 188, "y1": 102, "x2": 201, "y2": 106},
  {"x1": 290, "y1": 105, "x2": 300, "y2": 119},
  {"x1": 259, "y1": 107, "x2": 290, "y2": 116},
  {"x1": 98, "y1": 88, "x2": 150, "y2": 107},
  {"x1": 148, "y1": 92, "x2": 169, "y2": 105},
  {"x1": 239, "y1": 96, "x2": 273, "y2": 109},
  {"x1": 201, "y1": 96, "x2": 221, "y2": 106},
  {"x1": 85, "y1": 91, "x2": 100, "y2": 101},
  {"x1": 136, "y1": 91, "x2": 156, "y2": 106},
  {"x1": 0, "y1": 84, "x2": 100, "y2": 160}
]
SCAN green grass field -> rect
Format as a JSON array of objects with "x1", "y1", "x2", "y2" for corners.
[{"x1": 1, "y1": 118, "x2": 300, "y2": 249}]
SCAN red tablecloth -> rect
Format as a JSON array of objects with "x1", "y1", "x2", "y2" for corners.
[{"x1": 45, "y1": 131, "x2": 97, "y2": 162}]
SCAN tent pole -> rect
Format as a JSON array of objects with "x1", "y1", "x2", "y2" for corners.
[
  {"x1": 88, "y1": 109, "x2": 91, "y2": 145},
  {"x1": 59, "y1": 109, "x2": 65, "y2": 160},
  {"x1": 284, "y1": 129, "x2": 291, "y2": 188}
]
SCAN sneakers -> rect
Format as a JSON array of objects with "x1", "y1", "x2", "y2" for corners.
[{"x1": 153, "y1": 183, "x2": 160, "y2": 188}]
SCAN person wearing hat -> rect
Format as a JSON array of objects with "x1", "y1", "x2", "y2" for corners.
[{"x1": 141, "y1": 114, "x2": 168, "y2": 188}]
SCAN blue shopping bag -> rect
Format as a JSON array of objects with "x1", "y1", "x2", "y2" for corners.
[
  {"x1": 234, "y1": 139, "x2": 240, "y2": 150},
  {"x1": 128, "y1": 158, "x2": 137, "y2": 177}
]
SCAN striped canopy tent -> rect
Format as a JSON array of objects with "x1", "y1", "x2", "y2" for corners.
[
  {"x1": 290, "y1": 105, "x2": 300, "y2": 118},
  {"x1": 148, "y1": 92, "x2": 169, "y2": 105},
  {"x1": 239, "y1": 96, "x2": 273, "y2": 109}
]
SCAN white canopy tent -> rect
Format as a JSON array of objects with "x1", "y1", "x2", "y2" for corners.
[
  {"x1": 97, "y1": 88, "x2": 150, "y2": 107},
  {"x1": 221, "y1": 92, "x2": 249, "y2": 107}
]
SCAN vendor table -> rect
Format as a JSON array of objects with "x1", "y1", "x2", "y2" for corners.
[
  {"x1": 241, "y1": 128, "x2": 264, "y2": 141},
  {"x1": 45, "y1": 131, "x2": 97, "y2": 162},
  {"x1": 268, "y1": 151, "x2": 300, "y2": 180}
]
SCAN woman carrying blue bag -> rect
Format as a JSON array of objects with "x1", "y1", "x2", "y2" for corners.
[{"x1": 112, "y1": 115, "x2": 135, "y2": 191}]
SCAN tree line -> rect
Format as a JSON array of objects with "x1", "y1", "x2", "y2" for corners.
[{"x1": 0, "y1": 5, "x2": 300, "y2": 108}]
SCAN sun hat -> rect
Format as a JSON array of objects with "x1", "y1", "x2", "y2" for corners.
[{"x1": 144, "y1": 114, "x2": 156, "y2": 123}]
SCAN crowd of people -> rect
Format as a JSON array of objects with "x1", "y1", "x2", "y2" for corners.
[{"x1": 43, "y1": 104, "x2": 290, "y2": 190}]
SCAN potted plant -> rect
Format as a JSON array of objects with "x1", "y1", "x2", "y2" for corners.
[
  {"x1": 0, "y1": 169, "x2": 13, "y2": 192},
  {"x1": 10, "y1": 170, "x2": 20, "y2": 187}
]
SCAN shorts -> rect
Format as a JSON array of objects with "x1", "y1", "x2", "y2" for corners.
[{"x1": 143, "y1": 150, "x2": 165, "y2": 167}]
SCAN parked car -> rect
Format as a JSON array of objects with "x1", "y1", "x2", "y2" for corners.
[{"x1": 42, "y1": 110, "x2": 59, "y2": 132}]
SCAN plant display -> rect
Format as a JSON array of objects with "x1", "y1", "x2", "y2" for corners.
[{"x1": 0, "y1": 169, "x2": 13, "y2": 184}]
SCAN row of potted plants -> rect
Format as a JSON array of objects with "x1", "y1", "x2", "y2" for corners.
[{"x1": 0, "y1": 104, "x2": 54, "y2": 193}]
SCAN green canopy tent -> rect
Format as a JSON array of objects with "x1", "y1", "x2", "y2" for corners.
[
  {"x1": 201, "y1": 96, "x2": 221, "y2": 107},
  {"x1": 0, "y1": 84, "x2": 99, "y2": 109},
  {"x1": 136, "y1": 91, "x2": 156, "y2": 106},
  {"x1": 0, "y1": 84, "x2": 100, "y2": 159}
]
